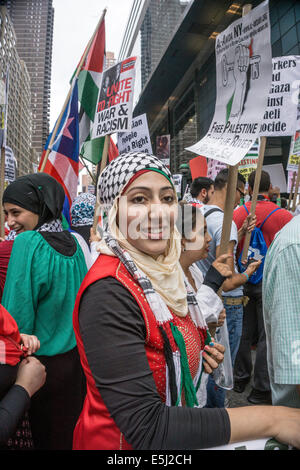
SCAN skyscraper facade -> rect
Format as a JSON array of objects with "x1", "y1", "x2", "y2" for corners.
[
  {"x1": 4, "y1": 0, "x2": 54, "y2": 157},
  {"x1": 140, "y1": 0, "x2": 187, "y2": 88},
  {"x1": 0, "y1": 5, "x2": 33, "y2": 176}
]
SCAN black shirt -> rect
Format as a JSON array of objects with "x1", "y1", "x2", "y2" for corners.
[{"x1": 78, "y1": 274, "x2": 231, "y2": 450}]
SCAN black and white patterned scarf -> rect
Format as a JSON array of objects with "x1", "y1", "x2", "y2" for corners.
[{"x1": 6, "y1": 219, "x2": 63, "y2": 241}]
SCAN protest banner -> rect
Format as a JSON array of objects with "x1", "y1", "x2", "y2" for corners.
[
  {"x1": 238, "y1": 138, "x2": 259, "y2": 182},
  {"x1": 262, "y1": 163, "x2": 286, "y2": 193},
  {"x1": 156, "y1": 134, "x2": 170, "y2": 167},
  {"x1": 117, "y1": 113, "x2": 152, "y2": 154},
  {"x1": 205, "y1": 437, "x2": 290, "y2": 450},
  {"x1": 287, "y1": 130, "x2": 300, "y2": 171},
  {"x1": 260, "y1": 56, "x2": 300, "y2": 136},
  {"x1": 207, "y1": 159, "x2": 227, "y2": 179},
  {"x1": 189, "y1": 155, "x2": 208, "y2": 179},
  {"x1": 172, "y1": 174, "x2": 183, "y2": 199},
  {"x1": 4, "y1": 146, "x2": 16, "y2": 183},
  {"x1": 186, "y1": 0, "x2": 272, "y2": 167},
  {"x1": 287, "y1": 170, "x2": 300, "y2": 194},
  {"x1": 92, "y1": 57, "x2": 137, "y2": 139}
]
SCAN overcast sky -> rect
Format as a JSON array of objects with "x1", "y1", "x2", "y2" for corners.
[{"x1": 50, "y1": 0, "x2": 134, "y2": 128}]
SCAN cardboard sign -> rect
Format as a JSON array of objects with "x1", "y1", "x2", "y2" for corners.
[
  {"x1": 186, "y1": 1, "x2": 272, "y2": 166},
  {"x1": 118, "y1": 113, "x2": 152, "y2": 155},
  {"x1": 92, "y1": 57, "x2": 137, "y2": 138},
  {"x1": 189, "y1": 155, "x2": 208, "y2": 179},
  {"x1": 260, "y1": 56, "x2": 300, "y2": 136}
]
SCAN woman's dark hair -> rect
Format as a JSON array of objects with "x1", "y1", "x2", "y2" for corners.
[
  {"x1": 248, "y1": 170, "x2": 270, "y2": 192},
  {"x1": 214, "y1": 168, "x2": 246, "y2": 191},
  {"x1": 190, "y1": 177, "x2": 214, "y2": 198},
  {"x1": 176, "y1": 201, "x2": 204, "y2": 240}
]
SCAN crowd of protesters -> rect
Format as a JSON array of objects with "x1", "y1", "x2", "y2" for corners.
[{"x1": 0, "y1": 152, "x2": 300, "y2": 451}]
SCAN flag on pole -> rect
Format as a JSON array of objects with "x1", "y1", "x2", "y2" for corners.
[
  {"x1": 77, "y1": 17, "x2": 106, "y2": 165},
  {"x1": 39, "y1": 78, "x2": 79, "y2": 207}
]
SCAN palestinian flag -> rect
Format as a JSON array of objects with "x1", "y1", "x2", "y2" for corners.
[{"x1": 76, "y1": 18, "x2": 106, "y2": 165}]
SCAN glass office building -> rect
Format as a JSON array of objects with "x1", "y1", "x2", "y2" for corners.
[{"x1": 131, "y1": 0, "x2": 300, "y2": 176}]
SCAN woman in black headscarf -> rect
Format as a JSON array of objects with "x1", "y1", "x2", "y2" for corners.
[{"x1": 2, "y1": 173, "x2": 87, "y2": 450}]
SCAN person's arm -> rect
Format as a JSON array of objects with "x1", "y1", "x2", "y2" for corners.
[
  {"x1": 215, "y1": 241, "x2": 260, "y2": 292},
  {"x1": 0, "y1": 357, "x2": 46, "y2": 444},
  {"x1": 227, "y1": 406, "x2": 300, "y2": 448},
  {"x1": 79, "y1": 277, "x2": 231, "y2": 450}
]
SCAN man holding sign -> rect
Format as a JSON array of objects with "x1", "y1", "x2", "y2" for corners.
[{"x1": 233, "y1": 170, "x2": 292, "y2": 404}]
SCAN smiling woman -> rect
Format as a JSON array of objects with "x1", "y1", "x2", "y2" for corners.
[
  {"x1": 1, "y1": 173, "x2": 87, "y2": 450},
  {"x1": 72, "y1": 152, "x2": 300, "y2": 451}
]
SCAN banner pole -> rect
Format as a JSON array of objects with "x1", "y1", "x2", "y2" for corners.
[
  {"x1": 39, "y1": 9, "x2": 107, "y2": 173},
  {"x1": 241, "y1": 136, "x2": 267, "y2": 262},
  {"x1": 287, "y1": 171, "x2": 296, "y2": 210},
  {"x1": 291, "y1": 161, "x2": 300, "y2": 212},
  {"x1": 93, "y1": 134, "x2": 110, "y2": 232},
  {"x1": 0, "y1": 146, "x2": 5, "y2": 238}
]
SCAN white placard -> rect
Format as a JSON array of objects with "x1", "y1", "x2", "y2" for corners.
[
  {"x1": 260, "y1": 56, "x2": 300, "y2": 136},
  {"x1": 117, "y1": 113, "x2": 152, "y2": 154},
  {"x1": 262, "y1": 163, "x2": 286, "y2": 193},
  {"x1": 186, "y1": 1, "x2": 272, "y2": 166},
  {"x1": 92, "y1": 57, "x2": 137, "y2": 138}
]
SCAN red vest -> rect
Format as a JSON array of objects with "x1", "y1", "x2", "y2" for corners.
[{"x1": 72, "y1": 254, "x2": 204, "y2": 450}]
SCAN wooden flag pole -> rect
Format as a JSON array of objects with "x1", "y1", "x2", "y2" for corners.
[
  {"x1": 287, "y1": 171, "x2": 296, "y2": 210},
  {"x1": 0, "y1": 146, "x2": 5, "y2": 238},
  {"x1": 39, "y1": 8, "x2": 107, "y2": 173},
  {"x1": 218, "y1": 3, "x2": 252, "y2": 258},
  {"x1": 218, "y1": 164, "x2": 239, "y2": 256},
  {"x1": 92, "y1": 134, "x2": 110, "y2": 232},
  {"x1": 291, "y1": 161, "x2": 300, "y2": 212},
  {"x1": 79, "y1": 156, "x2": 96, "y2": 185},
  {"x1": 241, "y1": 136, "x2": 267, "y2": 262}
]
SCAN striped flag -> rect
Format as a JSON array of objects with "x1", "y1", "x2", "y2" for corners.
[
  {"x1": 77, "y1": 18, "x2": 106, "y2": 165},
  {"x1": 39, "y1": 78, "x2": 79, "y2": 207}
]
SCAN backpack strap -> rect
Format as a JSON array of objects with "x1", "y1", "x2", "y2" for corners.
[
  {"x1": 204, "y1": 208, "x2": 223, "y2": 218},
  {"x1": 259, "y1": 207, "x2": 280, "y2": 230},
  {"x1": 243, "y1": 204, "x2": 249, "y2": 215}
]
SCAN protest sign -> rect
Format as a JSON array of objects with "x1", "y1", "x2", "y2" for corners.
[
  {"x1": 238, "y1": 139, "x2": 259, "y2": 182},
  {"x1": 4, "y1": 147, "x2": 16, "y2": 183},
  {"x1": 186, "y1": 0, "x2": 272, "y2": 166},
  {"x1": 260, "y1": 56, "x2": 300, "y2": 136},
  {"x1": 207, "y1": 159, "x2": 227, "y2": 179},
  {"x1": 156, "y1": 134, "x2": 170, "y2": 167},
  {"x1": 92, "y1": 57, "x2": 137, "y2": 139},
  {"x1": 172, "y1": 174, "x2": 182, "y2": 199},
  {"x1": 262, "y1": 163, "x2": 286, "y2": 192},
  {"x1": 287, "y1": 130, "x2": 300, "y2": 171},
  {"x1": 117, "y1": 113, "x2": 152, "y2": 154},
  {"x1": 189, "y1": 155, "x2": 208, "y2": 179},
  {"x1": 0, "y1": 80, "x2": 5, "y2": 148},
  {"x1": 206, "y1": 140, "x2": 259, "y2": 181},
  {"x1": 205, "y1": 437, "x2": 290, "y2": 451}
]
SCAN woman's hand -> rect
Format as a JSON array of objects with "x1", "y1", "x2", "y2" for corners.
[
  {"x1": 20, "y1": 334, "x2": 40, "y2": 355},
  {"x1": 202, "y1": 340, "x2": 225, "y2": 374},
  {"x1": 89, "y1": 227, "x2": 101, "y2": 244},
  {"x1": 15, "y1": 357, "x2": 46, "y2": 398},
  {"x1": 212, "y1": 254, "x2": 233, "y2": 278}
]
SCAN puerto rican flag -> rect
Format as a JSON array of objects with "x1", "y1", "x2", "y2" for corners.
[{"x1": 39, "y1": 78, "x2": 79, "y2": 208}]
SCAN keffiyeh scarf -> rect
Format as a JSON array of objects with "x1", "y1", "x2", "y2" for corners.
[
  {"x1": 96, "y1": 152, "x2": 211, "y2": 407},
  {"x1": 6, "y1": 219, "x2": 63, "y2": 241}
]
